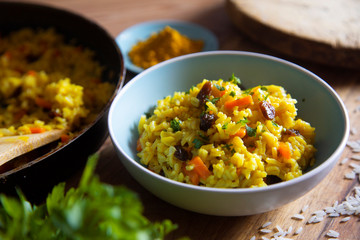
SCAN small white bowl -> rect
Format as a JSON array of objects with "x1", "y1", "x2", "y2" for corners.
[
  {"x1": 116, "y1": 20, "x2": 218, "y2": 73},
  {"x1": 108, "y1": 51, "x2": 349, "y2": 216}
]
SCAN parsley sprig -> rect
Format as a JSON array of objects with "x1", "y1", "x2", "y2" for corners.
[{"x1": 0, "y1": 155, "x2": 177, "y2": 239}]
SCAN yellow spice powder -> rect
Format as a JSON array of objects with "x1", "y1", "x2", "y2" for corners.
[{"x1": 128, "y1": 26, "x2": 204, "y2": 69}]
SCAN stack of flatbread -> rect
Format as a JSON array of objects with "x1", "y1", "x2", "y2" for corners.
[{"x1": 226, "y1": 0, "x2": 360, "y2": 68}]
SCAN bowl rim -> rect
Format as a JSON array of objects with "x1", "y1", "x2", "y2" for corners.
[
  {"x1": 0, "y1": 1, "x2": 126, "y2": 178},
  {"x1": 109, "y1": 50, "x2": 350, "y2": 194},
  {"x1": 116, "y1": 19, "x2": 219, "y2": 74}
]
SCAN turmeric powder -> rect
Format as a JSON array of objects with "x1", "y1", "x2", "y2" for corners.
[{"x1": 128, "y1": 26, "x2": 204, "y2": 69}]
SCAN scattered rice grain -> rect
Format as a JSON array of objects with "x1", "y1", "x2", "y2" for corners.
[
  {"x1": 340, "y1": 216, "x2": 351, "y2": 222},
  {"x1": 351, "y1": 155, "x2": 360, "y2": 161},
  {"x1": 294, "y1": 227, "x2": 303, "y2": 235},
  {"x1": 262, "y1": 222, "x2": 272, "y2": 228},
  {"x1": 259, "y1": 229, "x2": 272, "y2": 234},
  {"x1": 326, "y1": 230, "x2": 340, "y2": 238},
  {"x1": 291, "y1": 214, "x2": 305, "y2": 220},
  {"x1": 301, "y1": 204, "x2": 309, "y2": 213}
]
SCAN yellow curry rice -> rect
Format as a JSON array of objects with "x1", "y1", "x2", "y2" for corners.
[
  {"x1": 137, "y1": 77, "x2": 316, "y2": 188},
  {"x1": 0, "y1": 28, "x2": 114, "y2": 138}
]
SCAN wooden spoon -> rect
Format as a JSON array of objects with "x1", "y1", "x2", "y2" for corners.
[{"x1": 0, "y1": 129, "x2": 65, "y2": 166}]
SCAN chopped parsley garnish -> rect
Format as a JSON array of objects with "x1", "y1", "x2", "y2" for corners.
[
  {"x1": 0, "y1": 155, "x2": 177, "y2": 239},
  {"x1": 222, "y1": 143, "x2": 233, "y2": 150},
  {"x1": 170, "y1": 119, "x2": 181, "y2": 132},
  {"x1": 230, "y1": 91, "x2": 236, "y2": 97},
  {"x1": 222, "y1": 122, "x2": 228, "y2": 129},
  {"x1": 208, "y1": 97, "x2": 220, "y2": 104},
  {"x1": 214, "y1": 84, "x2": 225, "y2": 91},
  {"x1": 272, "y1": 121, "x2": 279, "y2": 127},
  {"x1": 186, "y1": 85, "x2": 195, "y2": 94},
  {"x1": 198, "y1": 132, "x2": 209, "y2": 141},
  {"x1": 260, "y1": 86, "x2": 268, "y2": 91},
  {"x1": 228, "y1": 73, "x2": 241, "y2": 87},
  {"x1": 237, "y1": 118, "x2": 249, "y2": 126},
  {"x1": 193, "y1": 138, "x2": 204, "y2": 149},
  {"x1": 145, "y1": 111, "x2": 152, "y2": 119},
  {"x1": 245, "y1": 124, "x2": 257, "y2": 137}
]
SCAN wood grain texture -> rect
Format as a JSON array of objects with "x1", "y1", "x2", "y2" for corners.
[
  {"x1": 19, "y1": 0, "x2": 360, "y2": 239},
  {"x1": 226, "y1": 0, "x2": 360, "y2": 69}
]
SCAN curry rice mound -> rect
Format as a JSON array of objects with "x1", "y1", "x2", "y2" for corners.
[
  {"x1": 137, "y1": 77, "x2": 316, "y2": 188},
  {"x1": 0, "y1": 28, "x2": 114, "y2": 138}
]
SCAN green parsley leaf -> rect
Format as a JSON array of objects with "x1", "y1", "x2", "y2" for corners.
[
  {"x1": 237, "y1": 118, "x2": 249, "y2": 125},
  {"x1": 221, "y1": 143, "x2": 233, "y2": 151},
  {"x1": 193, "y1": 138, "x2": 204, "y2": 149},
  {"x1": 170, "y1": 119, "x2": 181, "y2": 132},
  {"x1": 260, "y1": 86, "x2": 268, "y2": 91},
  {"x1": 0, "y1": 155, "x2": 177, "y2": 239},
  {"x1": 198, "y1": 132, "x2": 209, "y2": 141},
  {"x1": 272, "y1": 121, "x2": 279, "y2": 127},
  {"x1": 229, "y1": 73, "x2": 241, "y2": 87},
  {"x1": 208, "y1": 97, "x2": 220, "y2": 104},
  {"x1": 245, "y1": 124, "x2": 257, "y2": 137},
  {"x1": 222, "y1": 123, "x2": 228, "y2": 129},
  {"x1": 214, "y1": 84, "x2": 225, "y2": 91},
  {"x1": 230, "y1": 91, "x2": 236, "y2": 97}
]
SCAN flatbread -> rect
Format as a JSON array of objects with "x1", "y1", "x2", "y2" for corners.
[{"x1": 226, "y1": 0, "x2": 360, "y2": 68}]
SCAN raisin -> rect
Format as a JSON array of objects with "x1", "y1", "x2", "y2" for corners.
[
  {"x1": 264, "y1": 175, "x2": 282, "y2": 185},
  {"x1": 259, "y1": 101, "x2": 275, "y2": 120},
  {"x1": 200, "y1": 112, "x2": 215, "y2": 131},
  {"x1": 174, "y1": 145, "x2": 192, "y2": 161},
  {"x1": 284, "y1": 128, "x2": 300, "y2": 136},
  {"x1": 197, "y1": 81, "x2": 212, "y2": 105}
]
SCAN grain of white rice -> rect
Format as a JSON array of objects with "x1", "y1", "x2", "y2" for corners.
[
  {"x1": 250, "y1": 236, "x2": 256, "y2": 240},
  {"x1": 352, "y1": 148, "x2": 360, "y2": 153},
  {"x1": 313, "y1": 210, "x2": 326, "y2": 217},
  {"x1": 294, "y1": 227, "x2": 303, "y2": 235},
  {"x1": 351, "y1": 127, "x2": 358, "y2": 135},
  {"x1": 340, "y1": 157, "x2": 349, "y2": 165},
  {"x1": 347, "y1": 141, "x2": 360, "y2": 149},
  {"x1": 301, "y1": 204, "x2": 309, "y2": 213},
  {"x1": 307, "y1": 215, "x2": 317, "y2": 224},
  {"x1": 345, "y1": 171, "x2": 356, "y2": 179},
  {"x1": 291, "y1": 214, "x2": 305, "y2": 220},
  {"x1": 324, "y1": 206, "x2": 336, "y2": 213},
  {"x1": 328, "y1": 212, "x2": 340, "y2": 217},
  {"x1": 261, "y1": 237, "x2": 269, "y2": 240},
  {"x1": 340, "y1": 216, "x2": 351, "y2": 222},
  {"x1": 351, "y1": 155, "x2": 360, "y2": 161},
  {"x1": 326, "y1": 230, "x2": 340, "y2": 238},
  {"x1": 262, "y1": 222, "x2": 272, "y2": 228},
  {"x1": 259, "y1": 229, "x2": 272, "y2": 234},
  {"x1": 286, "y1": 226, "x2": 293, "y2": 235}
]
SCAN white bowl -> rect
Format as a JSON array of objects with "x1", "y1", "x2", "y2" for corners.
[{"x1": 108, "y1": 51, "x2": 349, "y2": 216}]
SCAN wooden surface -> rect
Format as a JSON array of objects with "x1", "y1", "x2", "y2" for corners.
[
  {"x1": 226, "y1": 0, "x2": 360, "y2": 69},
  {"x1": 20, "y1": 0, "x2": 360, "y2": 239}
]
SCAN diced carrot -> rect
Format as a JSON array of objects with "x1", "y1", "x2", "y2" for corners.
[
  {"x1": 224, "y1": 95, "x2": 253, "y2": 110},
  {"x1": 60, "y1": 134, "x2": 71, "y2": 143},
  {"x1": 188, "y1": 156, "x2": 211, "y2": 180},
  {"x1": 278, "y1": 142, "x2": 291, "y2": 159},
  {"x1": 212, "y1": 86, "x2": 226, "y2": 98},
  {"x1": 183, "y1": 165, "x2": 200, "y2": 185},
  {"x1": 26, "y1": 70, "x2": 37, "y2": 76},
  {"x1": 230, "y1": 127, "x2": 247, "y2": 138},
  {"x1": 29, "y1": 127, "x2": 46, "y2": 134},
  {"x1": 35, "y1": 97, "x2": 52, "y2": 110},
  {"x1": 136, "y1": 138, "x2": 142, "y2": 152}
]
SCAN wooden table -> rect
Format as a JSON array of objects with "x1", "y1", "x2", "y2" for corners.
[{"x1": 21, "y1": 0, "x2": 360, "y2": 239}]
